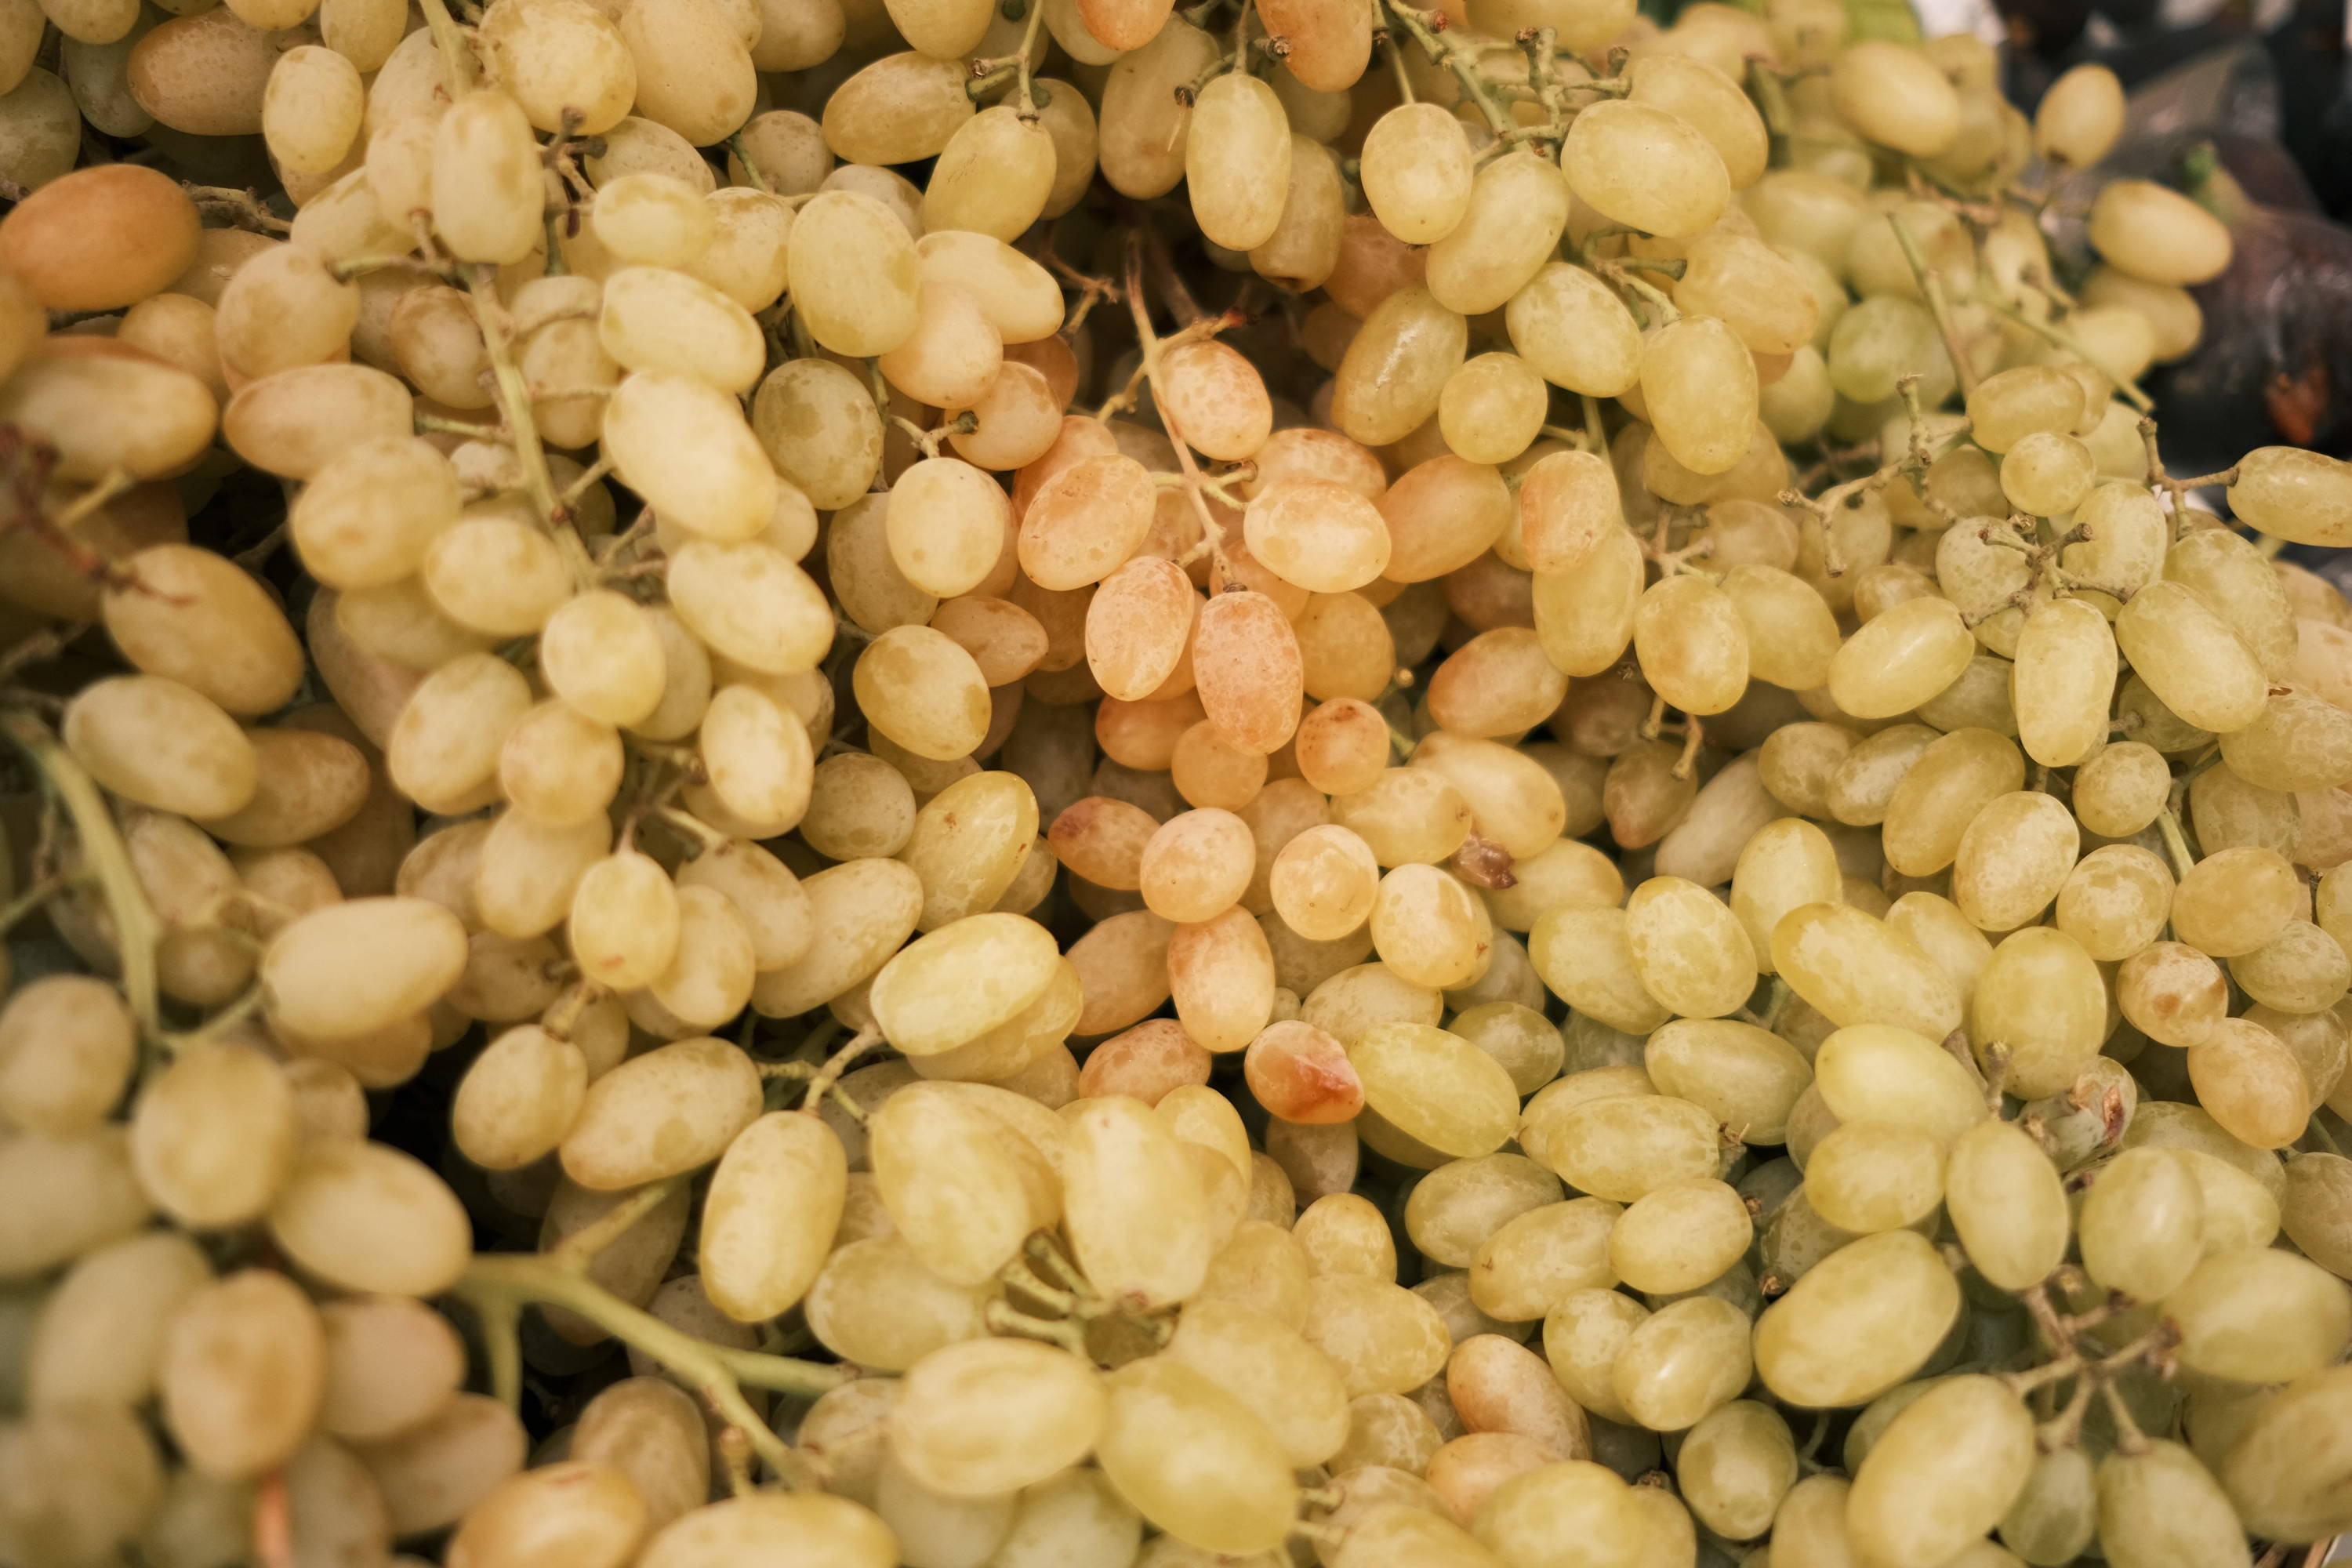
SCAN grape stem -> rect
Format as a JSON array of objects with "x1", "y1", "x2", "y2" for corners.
[
  {"x1": 1291, "y1": 1519, "x2": 1346, "y2": 1548},
  {"x1": 2156, "y1": 807, "x2": 2197, "y2": 880},
  {"x1": 998, "y1": 1254, "x2": 1083, "y2": 1315},
  {"x1": 1780, "y1": 382, "x2": 1965, "y2": 573},
  {"x1": 725, "y1": 132, "x2": 771, "y2": 194},
  {"x1": 414, "y1": 409, "x2": 497, "y2": 437},
  {"x1": 2098, "y1": 1378, "x2": 2150, "y2": 1454},
  {"x1": 330, "y1": 253, "x2": 457, "y2": 281},
  {"x1": 415, "y1": 0, "x2": 478, "y2": 96},
  {"x1": 1013, "y1": 1231, "x2": 1177, "y2": 1346},
  {"x1": 455, "y1": 1253, "x2": 849, "y2": 1484},
  {"x1": 1976, "y1": 1038, "x2": 2011, "y2": 1109},
  {"x1": 1747, "y1": 60, "x2": 1793, "y2": 158},
  {"x1": 968, "y1": 0, "x2": 1051, "y2": 109},
  {"x1": 540, "y1": 980, "x2": 606, "y2": 1040},
  {"x1": 550, "y1": 448, "x2": 618, "y2": 508},
  {"x1": 1123, "y1": 232, "x2": 1237, "y2": 579},
  {"x1": 183, "y1": 186, "x2": 291, "y2": 235},
  {"x1": 985, "y1": 1299, "x2": 1091, "y2": 1355},
  {"x1": 1597, "y1": 263, "x2": 1679, "y2": 325},
  {"x1": 1377, "y1": 21, "x2": 1417, "y2": 102},
  {"x1": 252, "y1": 1468, "x2": 295, "y2": 1568},
  {"x1": 717, "y1": 1428, "x2": 759, "y2": 1498},
  {"x1": 0, "y1": 628, "x2": 79, "y2": 702},
  {"x1": 1377, "y1": 0, "x2": 1515, "y2": 137},
  {"x1": 590, "y1": 496, "x2": 654, "y2": 564},
  {"x1": 551, "y1": 1175, "x2": 687, "y2": 1268},
  {"x1": 0, "y1": 710, "x2": 164, "y2": 1047},
  {"x1": 893, "y1": 409, "x2": 978, "y2": 459},
  {"x1": 1975, "y1": 290, "x2": 2154, "y2": 414},
  {"x1": 656, "y1": 804, "x2": 728, "y2": 849},
  {"x1": 1888, "y1": 214, "x2": 1980, "y2": 400},
  {"x1": 460, "y1": 263, "x2": 598, "y2": 589},
  {"x1": 1608, "y1": 255, "x2": 1686, "y2": 281},
  {"x1": 2136, "y1": 417, "x2": 2240, "y2": 531},
  {"x1": 1039, "y1": 245, "x2": 1123, "y2": 336},
  {"x1": 801, "y1": 1026, "x2": 886, "y2": 1116},
  {"x1": 1100, "y1": 299, "x2": 1247, "y2": 422},
  {"x1": 1736, "y1": 976, "x2": 1791, "y2": 1033},
  {"x1": 1515, "y1": 27, "x2": 1573, "y2": 141},
  {"x1": 161, "y1": 979, "x2": 268, "y2": 1054},
  {"x1": 0, "y1": 867, "x2": 67, "y2": 934},
  {"x1": 45, "y1": 468, "x2": 135, "y2": 535}
]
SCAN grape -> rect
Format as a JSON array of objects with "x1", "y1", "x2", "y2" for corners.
[
  {"x1": 1163, "y1": 1298, "x2": 1348, "y2": 1466},
  {"x1": 0, "y1": 1403, "x2": 165, "y2": 1568},
  {"x1": 1096, "y1": 1356, "x2": 1298, "y2": 1554},
  {"x1": 1332, "y1": 284, "x2": 1465, "y2": 448},
  {"x1": 1300, "y1": 1272, "x2": 1452, "y2": 1396},
  {"x1": 1185, "y1": 72, "x2": 1290, "y2": 253},
  {"x1": 639, "y1": 1494, "x2": 895, "y2": 1568},
  {"x1": 157, "y1": 1269, "x2": 325, "y2": 1481},
  {"x1": 1426, "y1": 153, "x2": 1570, "y2": 319},
  {"x1": 1772, "y1": 903, "x2": 1965, "y2": 1041},
  {"x1": 9, "y1": 21, "x2": 2351, "y2": 1566},
  {"x1": 25, "y1": 1230, "x2": 210, "y2": 1413},
  {"x1": 1804, "y1": 1120, "x2": 1944, "y2": 1232},
  {"x1": 1360, "y1": 103, "x2": 1472, "y2": 246},
  {"x1": 2231, "y1": 446, "x2": 2352, "y2": 548},
  {"x1": 1507, "y1": 266, "x2": 1642, "y2": 405},
  {"x1": 309, "y1": 1298, "x2": 466, "y2": 1450},
  {"x1": 0, "y1": 974, "x2": 133, "y2": 1134},
  {"x1": 1945, "y1": 1118, "x2": 2071, "y2": 1290},
  {"x1": 129, "y1": 1039, "x2": 296, "y2": 1228},
  {"x1": 1754, "y1": 1229, "x2": 1961, "y2": 1408}
]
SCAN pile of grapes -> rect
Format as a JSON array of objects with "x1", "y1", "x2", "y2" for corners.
[{"x1": 2, "y1": 0, "x2": 2352, "y2": 1559}]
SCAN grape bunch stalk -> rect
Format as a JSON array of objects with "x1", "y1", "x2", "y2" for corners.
[{"x1": 2, "y1": 0, "x2": 2352, "y2": 1562}]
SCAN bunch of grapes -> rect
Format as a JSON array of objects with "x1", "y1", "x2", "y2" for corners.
[{"x1": 1, "y1": 0, "x2": 2351, "y2": 1562}]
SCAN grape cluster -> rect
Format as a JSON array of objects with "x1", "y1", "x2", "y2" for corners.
[{"x1": 1, "y1": 0, "x2": 2351, "y2": 1563}]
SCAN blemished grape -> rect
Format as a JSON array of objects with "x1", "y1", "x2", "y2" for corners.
[{"x1": 7, "y1": 13, "x2": 2352, "y2": 1567}]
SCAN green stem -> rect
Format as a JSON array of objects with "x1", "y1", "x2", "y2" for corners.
[
  {"x1": 162, "y1": 981, "x2": 267, "y2": 1053},
  {"x1": 1011, "y1": 0, "x2": 1049, "y2": 109},
  {"x1": 2156, "y1": 808, "x2": 2196, "y2": 881},
  {"x1": 415, "y1": 410, "x2": 496, "y2": 437},
  {"x1": 477, "y1": 1292, "x2": 524, "y2": 1409},
  {"x1": 725, "y1": 132, "x2": 771, "y2": 194},
  {"x1": 0, "y1": 711, "x2": 162, "y2": 1044},
  {"x1": 462, "y1": 267, "x2": 594, "y2": 586},
  {"x1": 1976, "y1": 291, "x2": 2154, "y2": 413},
  {"x1": 1381, "y1": 17, "x2": 1415, "y2": 102},
  {"x1": 801, "y1": 1027, "x2": 885, "y2": 1116},
  {"x1": 1889, "y1": 215, "x2": 1979, "y2": 399},
  {"x1": 550, "y1": 1175, "x2": 685, "y2": 1268},
  {"x1": 985, "y1": 1300, "x2": 1091, "y2": 1356},
  {"x1": 0, "y1": 869, "x2": 67, "y2": 933},
  {"x1": 414, "y1": 0, "x2": 477, "y2": 96},
  {"x1": 456, "y1": 1254, "x2": 850, "y2": 1480},
  {"x1": 48, "y1": 470, "x2": 135, "y2": 534},
  {"x1": 1380, "y1": 0, "x2": 1513, "y2": 136},
  {"x1": 1747, "y1": 60, "x2": 1792, "y2": 163},
  {"x1": 1124, "y1": 234, "x2": 1234, "y2": 576},
  {"x1": 1606, "y1": 266, "x2": 1679, "y2": 323},
  {"x1": 331, "y1": 254, "x2": 456, "y2": 281}
]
